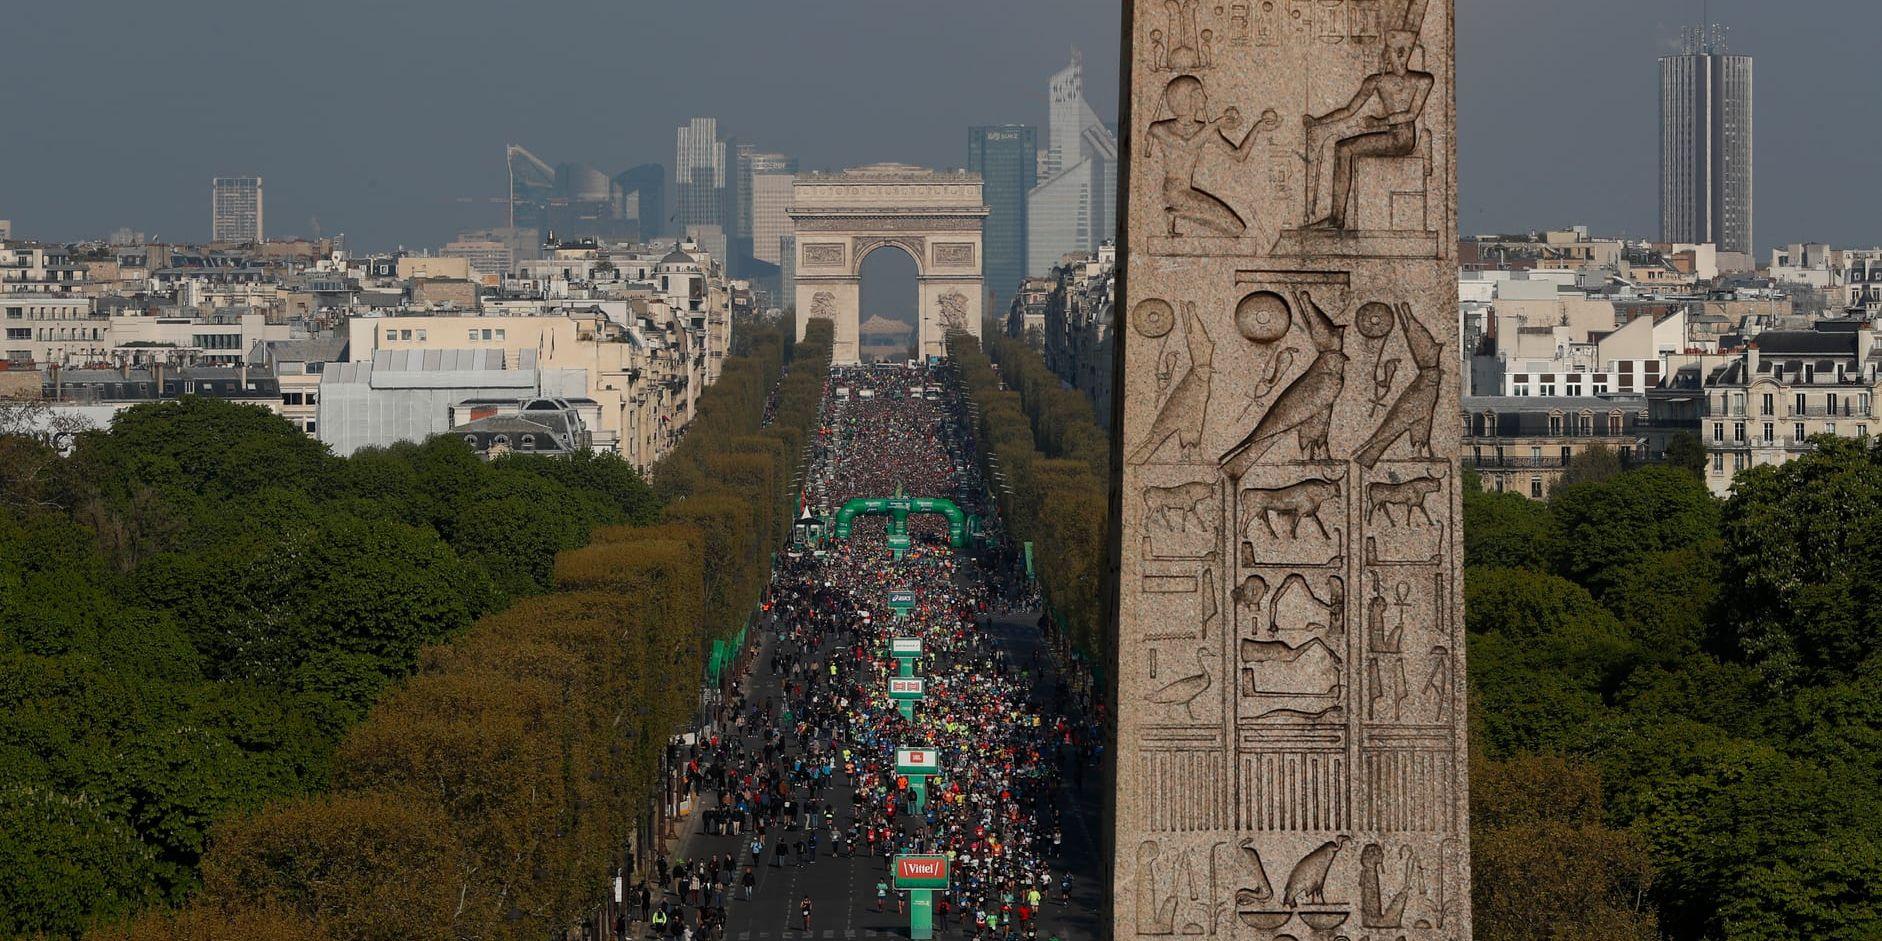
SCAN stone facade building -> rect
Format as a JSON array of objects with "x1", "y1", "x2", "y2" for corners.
[{"x1": 1463, "y1": 395, "x2": 1648, "y2": 498}]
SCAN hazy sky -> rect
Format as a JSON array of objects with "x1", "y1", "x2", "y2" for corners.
[{"x1": 0, "y1": 0, "x2": 1874, "y2": 253}]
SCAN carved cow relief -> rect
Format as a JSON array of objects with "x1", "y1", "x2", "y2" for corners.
[{"x1": 1116, "y1": 1, "x2": 1466, "y2": 938}]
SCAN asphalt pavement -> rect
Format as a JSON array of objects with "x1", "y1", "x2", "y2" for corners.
[{"x1": 664, "y1": 612, "x2": 1105, "y2": 941}]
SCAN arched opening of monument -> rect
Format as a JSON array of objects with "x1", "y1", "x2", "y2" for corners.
[{"x1": 858, "y1": 245, "x2": 919, "y2": 363}]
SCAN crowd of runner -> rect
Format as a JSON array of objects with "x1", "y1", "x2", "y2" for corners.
[{"x1": 632, "y1": 364, "x2": 1100, "y2": 940}]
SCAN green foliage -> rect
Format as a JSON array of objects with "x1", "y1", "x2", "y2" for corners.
[
  {"x1": 1546, "y1": 465, "x2": 1719, "y2": 595},
  {"x1": 0, "y1": 787, "x2": 155, "y2": 938},
  {"x1": 1459, "y1": 444, "x2": 1882, "y2": 941},
  {"x1": 82, "y1": 329, "x2": 821, "y2": 939},
  {"x1": 949, "y1": 332, "x2": 1111, "y2": 662},
  {"x1": 1664, "y1": 431, "x2": 1708, "y2": 474},
  {"x1": 1717, "y1": 435, "x2": 1882, "y2": 686},
  {"x1": 0, "y1": 393, "x2": 669, "y2": 936},
  {"x1": 1462, "y1": 481, "x2": 1553, "y2": 570}
]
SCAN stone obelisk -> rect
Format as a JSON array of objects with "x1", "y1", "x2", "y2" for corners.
[{"x1": 1114, "y1": 0, "x2": 1469, "y2": 937}]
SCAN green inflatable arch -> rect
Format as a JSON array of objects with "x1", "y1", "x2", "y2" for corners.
[{"x1": 832, "y1": 495, "x2": 968, "y2": 548}]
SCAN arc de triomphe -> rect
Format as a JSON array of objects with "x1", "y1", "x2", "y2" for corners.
[{"x1": 789, "y1": 164, "x2": 989, "y2": 364}]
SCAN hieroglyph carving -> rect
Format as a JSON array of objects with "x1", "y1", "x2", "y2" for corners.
[{"x1": 1117, "y1": 1, "x2": 1465, "y2": 938}]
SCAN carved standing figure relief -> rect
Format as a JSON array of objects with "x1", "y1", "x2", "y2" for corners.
[
  {"x1": 936, "y1": 290, "x2": 970, "y2": 333},
  {"x1": 1302, "y1": 26, "x2": 1434, "y2": 230},
  {"x1": 1146, "y1": 76, "x2": 1282, "y2": 238},
  {"x1": 1132, "y1": 303, "x2": 1215, "y2": 464},
  {"x1": 1221, "y1": 290, "x2": 1348, "y2": 477},
  {"x1": 1355, "y1": 303, "x2": 1443, "y2": 468},
  {"x1": 810, "y1": 291, "x2": 837, "y2": 320}
]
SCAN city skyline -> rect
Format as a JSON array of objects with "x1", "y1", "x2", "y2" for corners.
[{"x1": 2, "y1": 0, "x2": 1877, "y2": 253}]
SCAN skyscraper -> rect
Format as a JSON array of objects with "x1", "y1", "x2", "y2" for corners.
[
  {"x1": 969, "y1": 125, "x2": 1037, "y2": 312},
  {"x1": 1027, "y1": 51, "x2": 1117, "y2": 275},
  {"x1": 1661, "y1": 25, "x2": 1753, "y2": 258},
  {"x1": 676, "y1": 118, "x2": 726, "y2": 237},
  {"x1": 613, "y1": 163, "x2": 666, "y2": 241},
  {"x1": 211, "y1": 176, "x2": 263, "y2": 243},
  {"x1": 750, "y1": 166, "x2": 799, "y2": 269},
  {"x1": 727, "y1": 146, "x2": 796, "y2": 277}
]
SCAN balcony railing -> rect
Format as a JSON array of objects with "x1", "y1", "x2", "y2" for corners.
[{"x1": 1467, "y1": 456, "x2": 1570, "y2": 470}]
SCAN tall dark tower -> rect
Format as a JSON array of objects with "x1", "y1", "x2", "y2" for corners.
[
  {"x1": 1661, "y1": 23, "x2": 1754, "y2": 258},
  {"x1": 968, "y1": 125, "x2": 1037, "y2": 314}
]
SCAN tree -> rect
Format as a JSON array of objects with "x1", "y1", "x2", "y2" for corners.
[
  {"x1": 1716, "y1": 436, "x2": 1882, "y2": 686},
  {"x1": 1560, "y1": 443, "x2": 1624, "y2": 486},
  {"x1": 199, "y1": 792, "x2": 467, "y2": 941},
  {"x1": 1663, "y1": 431, "x2": 1707, "y2": 475},
  {"x1": 1547, "y1": 466, "x2": 1720, "y2": 596},
  {"x1": 1473, "y1": 754, "x2": 1657, "y2": 940},
  {"x1": 0, "y1": 786, "x2": 155, "y2": 938},
  {"x1": 1462, "y1": 484, "x2": 1552, "y2": 570}
]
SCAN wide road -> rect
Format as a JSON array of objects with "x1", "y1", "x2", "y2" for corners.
[{"x1": 646, "y1": 364, "x2": 1105, "y2": 941}]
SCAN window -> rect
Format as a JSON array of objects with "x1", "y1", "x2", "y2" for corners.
[
  {"x1": 416, "y1": 330, "x2": 427, "y2": 342},
  {"x1": 399, "y1": 329, "x2": 412, "y2": 340},
  {"x1": 1794, "y1": 422, "x2": 1806, "y2": 444},
  {"x1": 1549, "y1": 414, "x2": 1563, "y2": 436},
  {"x1": 1861, "y1": 425, "x2": 1870, "y2": 439},
  {"x1": 1579, "y1": 413, "x2": 1594, "y2": 436},
  {"x1": 495, "y1": 329, "x2": 506, "y2": 341},
  {"x1": 468, "y1": 329, "x2": 478, "y2": 342},
  {"x1": 283, "y1": 392, "x2": 303, "y2": 405},
  {"x1": 1713, "y1": 453, "x2": 1725, "y2": 473},
  {"x1": 1733, "y1": 422, "x2": 1745, "y2": 443},
  {"x1": 1761, "y1": 393, "x2": 1774, "y2": 416},
  {"x1": 304, "y1": 421, "x2": 316, "y2": 434},
  {"x1": 1762, "y1": 422, "x2": 1773, "y2": 444},
  {"x1": 1530, "y1": 446, "x2": 1542, "y2": 462},
  {"x1": 4, "y1": 329, "x2": 27, "y2": 340},
  {"x1": 1828, "y1": 393, "x2": 1841, "y2": 416},
  {"x1": 1530, "y1": 477, "x2": 1544, "y2": 499},
  {"x1": 519, "y1": 434, "x2": 536, "y2": 451},
  {"x1": 463, "y1": 435, "x2": 479, "y2": 447},
  {"x1": 1795, "y1": 393, "x2": 1807, "y2": 414},
  {"x1": 1493, "y1": 475, "x2": 1505, "y2": 493},
  {"x1": 386, "y1": 329, "x2": 398, "y2": 341},
  {"x1": 1733, "y1": 452, "x2": 1747, "y2": 471},
  {"x1": 1713, "y1": 422, "x2": 1724, "y2": 443},
  {"x1": 1560, "y1": 446, "x2": 1572, "y2": 464},
  {"x1": 481, "y1": 329, "x2": 494, "y2": 340},
  {"x1": 493, "y1": 435, "x2": 509, "y2": 447},
  {"x1": 1826, "y1": 423, "x2": 1837, "y2": 437}
]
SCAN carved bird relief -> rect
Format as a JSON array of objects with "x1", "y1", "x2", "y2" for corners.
[
  {"x1": 1355, "y1": 303, "x2": 1441, "y2": 468},
  {"x1": 1221, "y1": 289, "x2": 1348, "y2": 478},
  {"x1": 1147, "y1": 646, "x2": 1214, "y2": 721},
  {"x1": 1132, "y1": 303, "x2": 1216, "y2": 465}
]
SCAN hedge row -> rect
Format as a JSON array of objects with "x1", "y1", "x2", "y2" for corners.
[
  {"x1": 88, "y1": 321, "x2": 834, "y2": 941},
  {"x1": 948, "y1": 332, "x2": 1111, "y2": 662}
]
